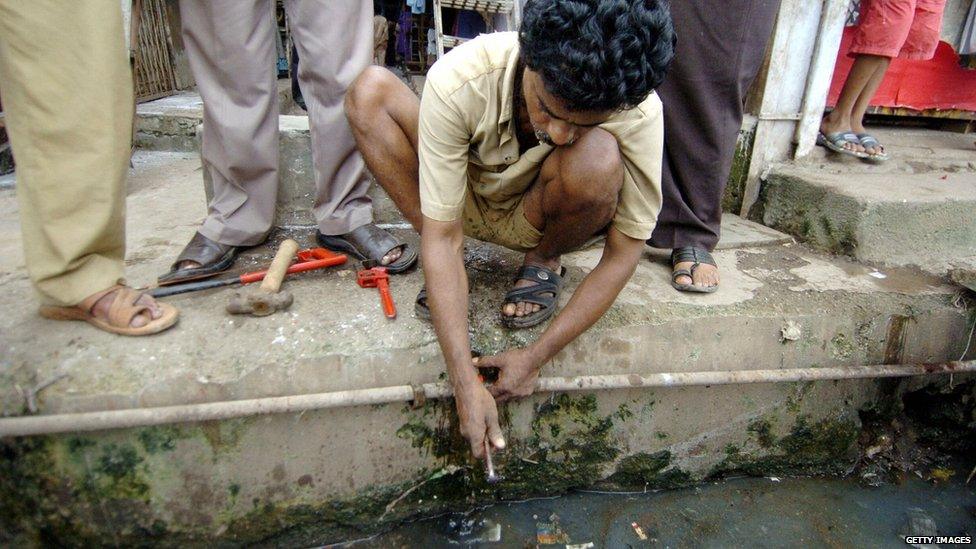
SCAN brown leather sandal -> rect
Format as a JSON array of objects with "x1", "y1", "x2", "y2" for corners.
[
  {"x1": 39, "y1": 285, "x2": 179, "y2": 336},
  {"x1": 158, "y1": 232, "x2": 248, "y2": 286},
  {"x1": 316, "y1": 224, "x2": 417, "y2": 274}
]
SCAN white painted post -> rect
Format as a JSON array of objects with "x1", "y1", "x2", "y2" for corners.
[
  {"x1": 740, "y1": 0, "x2": 821, "y2": 216},
  {"x1": 793, "y1": 0, "x2": 849, "y2": 159},
  {"x1": 433, "y1": 0, "x2": 446, "y2": 58}
]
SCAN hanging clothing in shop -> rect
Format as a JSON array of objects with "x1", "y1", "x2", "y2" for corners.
[
  {"x1": 453, "y1": 9, "x2": 486, "y2": 39},
  {"x1": 406, "y1": 0, "x2": 425, "y2": 15},
  {"x1": 396, "y1": 11, "x2": 412, "y2": 59}
]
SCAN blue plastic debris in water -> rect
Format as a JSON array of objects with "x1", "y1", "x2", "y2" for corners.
[{"x1": 536, "y1": 513, "x2": 570, "y2": 544}]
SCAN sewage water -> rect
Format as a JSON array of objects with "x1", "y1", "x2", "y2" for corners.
[{"x1": 343, "y1": 474, "x2": 975, "y2": 547}]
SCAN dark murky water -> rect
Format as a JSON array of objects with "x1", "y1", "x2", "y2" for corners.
[{"x1": 341, "y1": 473, "x2": 975, "y2": 548}]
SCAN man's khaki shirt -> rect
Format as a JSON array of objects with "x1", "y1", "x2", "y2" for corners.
[{"x1": 418, "y1": 32, "x2": 664, "y2": 241}]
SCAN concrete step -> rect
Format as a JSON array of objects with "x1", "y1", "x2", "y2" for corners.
[
  {"x1": 949, "y1": 256, "x2": 976, "y2": 292},
  {"x1": 136, "y1": 94, "x2": 401, "y2": 228},
  {"x1": 758, "y1": 128, "x2": 976, "y2": 277},
  {"x1": 134, "y1": 79, "x2": 310, "y2": 149},
  {"x1": 2, "y1": 150, "x2": 973, "y2": 544},
  {"x1": 201, "y1": 115, "x2": 403, "y2": 228},
  {"x1": 134, "y1": 91, "x2": 203, "y2": 153}
]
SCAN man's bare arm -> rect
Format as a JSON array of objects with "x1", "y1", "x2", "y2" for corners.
[
  {"x1": 422, "y1": 216, "x2": 505, "y2": 457},
  {"x1": 483, "y1": 227, "x2": 645, "y2": 400}
]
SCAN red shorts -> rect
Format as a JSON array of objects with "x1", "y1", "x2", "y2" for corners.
[{"x1": 851, "y1": 0, "x2": 946, "y2": 60}]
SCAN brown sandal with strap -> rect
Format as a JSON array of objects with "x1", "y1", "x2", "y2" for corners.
[
  {"x1": 39, "y1": 285, "x2": 179, "y2": 336},
  {"x1": 158, "y1": 232, "x2": 247, "y2": 286}
]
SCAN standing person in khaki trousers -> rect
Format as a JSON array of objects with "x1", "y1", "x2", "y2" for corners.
[
  {"x1": 159, "y1": 0, "x2": 417, "y2": 286},
  {"x1": 0, "y1": 0, "x2": 178, "y2": 335}
]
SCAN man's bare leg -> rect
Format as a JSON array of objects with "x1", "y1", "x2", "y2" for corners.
[
  {"x1": 821, "y1": 54, "x2": 890, "y2": 154},
  {"x1": 849, "y1": 55, "x2": 891, "y2": 156},
  {"x1": 507, "y1": 128, "x2": 624, "y2": 318},
  {"x1": 345, "y1": 66, "x2": 424, "y2": 231}
]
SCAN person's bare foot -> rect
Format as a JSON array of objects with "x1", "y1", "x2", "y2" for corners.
[
  {"x1": 820, "y1": 113, "x2": 865, "y2": 155},
  {"x1": 173, "y1": 259, "x2": 201, "y2": 271},
  {"x1": 673, "y1": 261, "x2": 719, "y2": 290},
  {"x1": 90, "y1": 287, "x2": 163, "y2": 328},
  {"x1": 851, "y1": 122, "x2": 884, "y2": 157},
  {"x1": 382, "y1": 247, "x2": 402, "y2": 266},
  {"x1": 502, "y1": 256, "x2": 560, "y2": 318}
]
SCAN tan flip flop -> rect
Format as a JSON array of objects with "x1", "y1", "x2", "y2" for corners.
[{"x1": 39, "y1": 285, "x2": 179, "y2": 336}]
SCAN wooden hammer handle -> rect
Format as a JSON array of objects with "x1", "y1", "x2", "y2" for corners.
[{"x1": 259, "y1": 239, "x2": 300, "y2": 293}]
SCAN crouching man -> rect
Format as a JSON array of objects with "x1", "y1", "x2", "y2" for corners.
[{"x1": 346, "y1": 0, "x2": 675, "y2": 460}]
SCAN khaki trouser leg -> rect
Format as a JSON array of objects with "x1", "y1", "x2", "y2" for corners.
[
  {"x1": 179, "y1": 0, "x2": 279, "y2": 246},
  {"x1": 286, "y1": 0, "x2": 374, "y2": 235},
  {"x1": 0, "y1": 0, "x2": 131, "y2": 306}
]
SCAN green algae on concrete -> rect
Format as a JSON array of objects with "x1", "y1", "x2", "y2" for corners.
[
  {"x1": 394, "y1": 394, "x2": 628, "y2": 496},
  {"x1": 2, "y1": 423, "x2": 240, "y2": 547},
  {"x1": 722, "y1": 122, "x2": 757, "y2": 214},
  {"x1": 138, "y1": 425, "x2": 188, "y2": 455},
  {"x1": 903, "y1": 380, "x2": 976, "y2": 455},
  {"x1": 1, "y1": 436, "x2": 159, "y2": 547},
  {"x1": 2, "y1": 380, "x2": 961, "y2": 546},
  {"x1": 747, "y1": 418, "x2": 776, "y2": 449},
  {"x1": 606, "y1": 450, "x2": 693, "y2": 490},
  {"x1": 712, "y1": 414, "x2": 860, "y2": 477},
  {"x1": 223, "y1": 394, "x2": 643, "y2": 544},
  {"x1": 0, "y1": 389, "x2": 868, "y2": 547}
]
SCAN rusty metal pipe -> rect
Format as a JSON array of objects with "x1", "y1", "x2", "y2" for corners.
[{"x1": 1, "y1": 361, "x2": 973, "y2": 438}]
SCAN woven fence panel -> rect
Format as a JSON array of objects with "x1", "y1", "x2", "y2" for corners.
[{"x1": 133, "y1": 0, "x2": 178, "y2": 103}]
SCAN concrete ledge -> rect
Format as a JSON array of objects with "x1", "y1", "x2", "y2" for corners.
[
  {"x1": 760, "y1": 165, "x2": 976, "y2": 274},
  {"x1": 137, "y1": 104, "x2": 400, "y2": 228},
  {"x1": 199, "y1": 115, "x2": 401, "y2": 229},
  {"x1": 134, "y1": 92, "x2": 203, "y2": 153}
]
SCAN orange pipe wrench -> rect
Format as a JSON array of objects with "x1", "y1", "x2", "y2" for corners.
[{"x1": 357, "y1": 266, "x2": 396, "y2": 319}]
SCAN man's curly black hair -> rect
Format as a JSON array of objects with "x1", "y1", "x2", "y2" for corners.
[{"x1": 519, "y1": 0, "x2": 675, "y2": 112}]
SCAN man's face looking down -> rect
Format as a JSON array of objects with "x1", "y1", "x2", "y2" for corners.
[{"x1": 521, "y1": 68, "x2": 615, "y2": 147}]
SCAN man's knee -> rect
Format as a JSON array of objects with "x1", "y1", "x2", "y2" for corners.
[
  {"x1": 345, "y1": 66, "x2": 399, "y2": 126},
  {"x1": 552, "y1": 128, "x2": 623, "y2": 214}
]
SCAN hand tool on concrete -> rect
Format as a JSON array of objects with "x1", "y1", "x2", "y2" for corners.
[
  {"x1": 484, "y1": 438, "x2": 501, "y2": 484},
  {"x1": 357, "y1": 263, "x2": 396, "y2": 319},
  {"x1": 226, "y1": 239, "x2": 300, "y2": 316},
  {"x1": 148, "y1": 247, "x2": 347, "y2": 298}
]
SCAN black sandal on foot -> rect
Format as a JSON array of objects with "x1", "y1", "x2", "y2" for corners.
[
  {"x1": 157, "y1": 232, "x2": 247, "y2": 286},
  {"x1": 501, "y1": 265, "x2": 566, "y2": 329},
  {"x1": 316, "y1": 224, "x2": 417, "y2": 274},
  {"x1": 670, "y1": 247, "x2": 718, "y2": 294}
]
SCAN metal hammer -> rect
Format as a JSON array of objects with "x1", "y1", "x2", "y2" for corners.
[{"x1": 226, "y1": 239, "x2": 299, "y2": 316}]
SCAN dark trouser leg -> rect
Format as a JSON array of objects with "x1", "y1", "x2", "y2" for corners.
[{"x1": 647, "y1": 0, "x2": 780, "y2": 251}]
